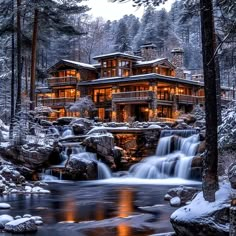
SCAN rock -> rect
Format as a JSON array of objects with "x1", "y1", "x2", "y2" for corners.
[
  {"x1": 191, "y1": 156, "x2": 203, "y2": 168},
  {"x1": 228, "y1": 163, "x2": 236, "y2": 189},
  {"x1": 167, "y1": 186, "x2": 199, "y2": 205},
  {"x1": 5, "y1": 218, "x2": 37, "y2": 233},
  {"x1": 170, "y1": 182, "x2": 230, "y2": 236},
  {"x1": 23, "y1": 214, "x2": 32, "y2": 218},
  {"x1": 164, "y1": 194, "x2": 172, "y2": 201},
  {"x1": 83, "y1": 133, "x2": 115, "y2": 169},
  {"x1": 197, "y1": 140, "x2": 205, "y2": 154},
  {"x1": 35, "y1": 220, "x2": 43, "y2": 225},
  {"x1": 170, "y1": 197, "x2": 181, "y2": 207},
  {"x1": 72, "y1": 123, "x2": 86, "y2": 135},
  {"x1": 55, "y1": 117, "x2": 76, "y2": 126},
  {"x1": 65, "y1": 154, "x2": 97, "y2": 180},
  {"x1": 0, "y1": 215, "x2": 14, "y2": 229},
  {"x1": 70, "y1": 118, "x2": 94, "y2": 133},
  {"x1": 0, "y1": 203, "x2": 11, "y2": 209},
  {"x1": 32, "y1": 187, "x2": 50, "y2": 194}
]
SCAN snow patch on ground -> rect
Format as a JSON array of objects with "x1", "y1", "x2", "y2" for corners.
[{"x1": 171, "y1": 181, "x2": 231, "y2": 222}]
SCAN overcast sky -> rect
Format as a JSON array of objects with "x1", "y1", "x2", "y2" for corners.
[{"x1": 86, "y1": 0, "x2": 175, "y2": 21}]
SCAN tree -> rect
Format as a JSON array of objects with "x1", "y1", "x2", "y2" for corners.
[
  {"x1": 67, "y1": 96, "x2": 95, "y2": 118},
  {"x1": 114, "y1": 19, "x2": 132, "y2": 52}
]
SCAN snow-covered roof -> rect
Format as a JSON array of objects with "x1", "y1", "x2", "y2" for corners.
[
  {"x1": 47, "y1": 59, "x2": 96, "y2": 73},
  {"x1": 135, "y1": 58, "x2": 169, "y2": 66},
  {"x1": 78, "y1": 73, "x2": 204, "y2": 87},
  {"x1": 62, "y1": 59, "x2": 96, "y2": 70},
  {"x1": 93, "y1": 52, "x2": 142, "y2": 60}
]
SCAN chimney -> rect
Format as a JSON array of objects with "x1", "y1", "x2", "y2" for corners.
[
  {"x1": 140, "y1": 43, "x2": 157, "y2": 61},
  {"x1": 171, "y1": 48, "x2": 184, "y2": 78}
]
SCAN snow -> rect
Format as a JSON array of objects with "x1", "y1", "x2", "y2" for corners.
[
  {"x1": 170, "y1": 197, "x2": 181, "y2": 207},
  {"x1": 0, "y1": 214, "x2": 14, "y2": 226},
  {"x1": 62, "y1": 59, "x2": 96, "y2": 70},
  {"x1": 136, "y1": 58, "x2": 167, "y2": 65},
  {"x1": 93, "y1": 52, "x2": 142, "y2": 60},
  {"x1": 5, "y1": 218, "x2": 32, "y2": 226},
  {"x1": 171, "y1": 181, "x2": 231, "y2": 222}
]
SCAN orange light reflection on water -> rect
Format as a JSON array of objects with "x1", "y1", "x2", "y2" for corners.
[
  {"x1": 64, "y1": 196, "x2": 76, "y2": 223},
  {"x1": 117, "y1": 188, "x2": 133, "y2": 236}
]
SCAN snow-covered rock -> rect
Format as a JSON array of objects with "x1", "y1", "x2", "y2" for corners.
[
  {"x1": 170, "y1": 182, "x2": 231, "y2": 236},
  {"x1": 5, "y1": 218, "x2": 37, "y2": 233},
  {"x1": 0, "y1": 214, "x2": 14, "y2": 229},
  {"x1": 0, "y1": 203, "x2": 11, "y2": 209},
  {"x1": 170, "y1": 197, "x2": 181, "y2": 207}
]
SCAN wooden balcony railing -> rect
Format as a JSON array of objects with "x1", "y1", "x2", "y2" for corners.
[
  {"x1": 47, "y1": 76, "x2": 77, "y2": 87},
  {"x1": 112, "y1": 90, "x2": 154, "y2": 102},
  {"x1": 176, "y1": 94, "x2": 196, "y2": 104},
  {"x1": 39, "y1": 97, "x2": 75, "y2": 107}
]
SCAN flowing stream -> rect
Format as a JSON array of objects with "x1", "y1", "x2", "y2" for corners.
[
  {"x1": 129, "y1": 132, "x2": 200, "y2": 179},
  {"x1": 42, "y1": 130, "x2": 200, "y2": 181}
]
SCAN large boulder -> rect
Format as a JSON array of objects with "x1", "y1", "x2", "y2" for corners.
[
  {"x1": 83, "y1": 132, "x2": 115, "y2": 169},
  {"x1": 170, "y1": 182, "x2": 231, "y2": 236},
  {"x1": 65, "y1": 153, "x2": 97, "y2": 180},
  {"x1": 0, "y1": 143, "x2": 56, "y2": 169}
]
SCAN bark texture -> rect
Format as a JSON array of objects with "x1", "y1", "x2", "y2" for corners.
[{"x1": 200, "y1": 0, "x2": 219, "y2": 202}]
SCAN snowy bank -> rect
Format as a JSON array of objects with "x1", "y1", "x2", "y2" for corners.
[{"x1": 170, "y1": 182, "x2": 231, "y2": 236}]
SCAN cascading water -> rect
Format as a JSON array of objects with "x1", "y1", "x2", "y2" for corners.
[
  {"x1": 129, "y1": 131, "x2": 200, "y2": 179},
  {"x1": 41, "y1": 143, "x2": 111, "y2": 181}
]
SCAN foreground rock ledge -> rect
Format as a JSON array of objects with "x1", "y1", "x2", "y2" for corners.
[
  {"x1": 170, "y1": 182, "x2": 230, "y2": 236},
  {"x1": 5, "y1": 218, "x2": 37, "y2": 233}
]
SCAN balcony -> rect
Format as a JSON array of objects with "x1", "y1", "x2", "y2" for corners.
[
  {"x1": 47, "y1": 76, "x2": 77, "y2": 87},
  {"x1": 39, "y1": 97, "x2": 75, "y2": 107},
  {"x1": 176, "y1": 94, "x2": 197, "y2": 104},
  {"x1": 112, "y1": 90, "x2": 154, "y2": 103}
]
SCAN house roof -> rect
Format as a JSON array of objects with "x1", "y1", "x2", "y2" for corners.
[
  {"x1": 93, "y1": 52, "x2": 142, "y2": 61},
  {"x1": 134, "y1": 58, "x2": 175, "y2": 69},
  {"x1": 47, "y1": 59, "x2": 96, "y2": 73},
  {"x1": 78, "y1": 73, "x2": 204, "y2": 87}
]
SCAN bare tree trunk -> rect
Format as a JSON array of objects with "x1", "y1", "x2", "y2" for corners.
[
  {"x1": 15, "y1": 0, "x2": 22, "y2": 115},
  {"x1": 200, "y1": 0, "x2": 219, "y2": 202},
  {"x1": 9, "y1": 0, "x2": 15, "y2": 140},
  {"x1": 30, "y1": 8, "x2": 39, "y2": 110}
]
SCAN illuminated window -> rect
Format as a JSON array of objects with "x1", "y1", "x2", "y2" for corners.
[{"x1": 98, "y1": 108, "x2": 105, "y2": 120}]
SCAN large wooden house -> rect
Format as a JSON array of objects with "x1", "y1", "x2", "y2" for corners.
[{"x1": 36, "y1": 44, "x2": 232, "y2": 122}]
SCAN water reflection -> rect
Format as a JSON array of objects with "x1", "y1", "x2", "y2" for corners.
[
  {"x1": 0, "y1": 182, "x2": 200, "y2": 235},
  {"x1": 64, "y1": 196, "x2": 76, "y2": 223},
  {"x1": 117, "y1": 188, "x2": 133, "y2": 236}
]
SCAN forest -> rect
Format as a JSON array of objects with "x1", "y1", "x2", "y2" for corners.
[
  {"x1": 0, "y1": 0, "x2": 235, "y2": 124},
  {"x1": 0, "y1": 0, "x2": 236, "y2": 235}
]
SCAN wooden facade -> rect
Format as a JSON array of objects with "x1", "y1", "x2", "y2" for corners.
[{"x1": 36, "y1": 52, "x2": 232, "y2": 121}]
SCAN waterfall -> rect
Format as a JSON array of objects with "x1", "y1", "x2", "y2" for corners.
[
  {"x1": 62, "y1": 128, "x2": 73, "y2": 137},
  {"x1": 97, "y1": 162, "x2": 112, "y2": 179},
  {"x1": 129, "y1": 131, "x2": 200, "y2": 179}
]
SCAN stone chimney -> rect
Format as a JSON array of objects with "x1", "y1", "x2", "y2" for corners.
[
  {"x1": 140, "y1": 43, "x2": 158, "y2": 61},
  {"x1": 171, "y1": 48, "x2": 184, "y2": 78}
]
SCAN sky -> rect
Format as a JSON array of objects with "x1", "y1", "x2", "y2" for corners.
[{"x1": 86, "y1": 0, "x2": 175, "y2": 21}]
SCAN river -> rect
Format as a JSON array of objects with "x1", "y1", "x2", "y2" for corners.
[{"x1": 0, "y1": 179, "x2": 201, "y2": 236}]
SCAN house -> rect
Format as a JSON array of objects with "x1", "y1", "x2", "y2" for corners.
[{"x1": 36, "y1": 43, "x2": 232, "y2": 122}]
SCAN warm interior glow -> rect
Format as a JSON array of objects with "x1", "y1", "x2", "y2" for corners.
[{"x1": 117, "y1": 189, "x2": 133, "y2": 236}]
